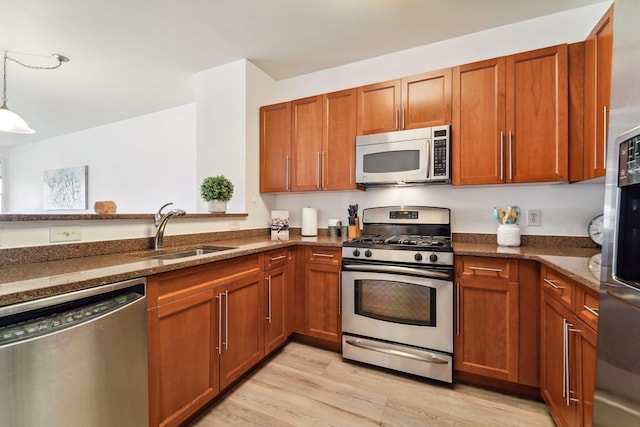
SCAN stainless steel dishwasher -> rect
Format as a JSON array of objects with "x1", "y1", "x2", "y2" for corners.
[{"x1": 0, "y1": 278, "x2": 148, "y2": 427}]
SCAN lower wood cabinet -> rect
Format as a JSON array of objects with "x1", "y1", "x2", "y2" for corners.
[
  {"x1": 454, "y1": 256, "x2": 540, "y2": 391},
  {"x1": 264, "y1": 248, "x2": 292, "y2": 354},
  {"x1": 540, "y1": 265, "x2": 598, "y2": 427},
  {"x1": 147, "y1": 254, "x2": 268, "y2": 427},
  {"x1": 217, "y1": 269, "x2": 265, "y2": 390},
  {"x1": 298, "y1": 246, "x2": 342, "y2": 346}
]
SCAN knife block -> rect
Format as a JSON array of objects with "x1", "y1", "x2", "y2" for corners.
[{"x1": 348, "y1": 218, "x2": 361, "y2": 239}]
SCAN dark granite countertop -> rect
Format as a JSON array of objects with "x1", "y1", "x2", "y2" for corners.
[{"x1": 0, "y1": 236, "x2": 601, "y2": 307}]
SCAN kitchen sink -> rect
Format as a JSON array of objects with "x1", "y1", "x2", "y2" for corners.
[{"x1": 150, "y1": 246, "x2": 236, "y2": 260}]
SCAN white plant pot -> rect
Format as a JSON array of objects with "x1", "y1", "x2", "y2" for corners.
[{"x1": 207, "y1": 200, "x2": 227, "y2": 213}]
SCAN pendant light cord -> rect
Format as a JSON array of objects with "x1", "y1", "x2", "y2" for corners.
[{"x1": 2, "y1": 50, "x2": 67, "y2": 106}]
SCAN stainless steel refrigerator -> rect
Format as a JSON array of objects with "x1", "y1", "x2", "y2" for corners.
[{"x1": 594, "y1": 1, "x2": 640, "y2": 425}]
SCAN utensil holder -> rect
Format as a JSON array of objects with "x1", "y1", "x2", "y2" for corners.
[
  {"x1": 497, "y1": 224, "x2": 520, "y2": 247},
  {"x1": 348, "y1": 218, "x2": 361, "y2": 239}
]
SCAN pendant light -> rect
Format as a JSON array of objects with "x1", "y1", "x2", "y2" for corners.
[{"x1": 0, "y1": 50, "x2": 69, "y2": 134}]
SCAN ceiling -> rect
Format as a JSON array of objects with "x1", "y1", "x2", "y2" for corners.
[{"x1": 1, "y1": 0, "x2": 608, "y2": 148}]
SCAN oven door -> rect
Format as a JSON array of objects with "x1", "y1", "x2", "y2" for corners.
[{"x1": 341, "y1": 268, "x2": 453, "y2": 353}]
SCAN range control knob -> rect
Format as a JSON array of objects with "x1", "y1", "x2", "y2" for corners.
[
  {"x1": 364, "y1": 249, "x2": 373, "y2": 258},
  {"x1": 429, "y1": 253, "x2": 438, "y2": 262},
  {"x1": 352, "y1": 249, "x2": 361, "y2": 257},
  {"x1": 414, "y1": 253, "x2": 423, "y2": 261}
]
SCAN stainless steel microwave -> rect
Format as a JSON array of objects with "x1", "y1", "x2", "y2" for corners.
[{"x1": 355, "y1": 125, "x2": 450, "y2": 186}]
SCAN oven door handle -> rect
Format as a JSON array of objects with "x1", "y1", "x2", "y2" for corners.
[
  {"x1": 342, "y1": 263, "x2": 450, "y2": 279},
  {"x1": 345, "y1": 338, "x2": 449, "y2": 364}
]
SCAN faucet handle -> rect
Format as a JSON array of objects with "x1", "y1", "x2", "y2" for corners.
[{"x1": 155, "y1": 202, "x2": 173, "y2": 225}]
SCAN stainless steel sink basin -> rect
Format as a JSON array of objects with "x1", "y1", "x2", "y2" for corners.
[{"x1": 150, "y1": 246, "x2": 236, "y2": 260}]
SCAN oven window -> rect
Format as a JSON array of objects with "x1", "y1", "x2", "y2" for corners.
[
  {"x1": 363, "y1": 150, "x2": 420, "y2": 173},
  {"x1": 354, "y1": 279, "x2": 436, "y2": 326}
]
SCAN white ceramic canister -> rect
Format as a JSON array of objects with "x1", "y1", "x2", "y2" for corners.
[{"x1": 497, "y1": 224, "x2": 521, "y2": 247}]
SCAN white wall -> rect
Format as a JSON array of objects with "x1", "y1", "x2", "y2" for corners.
[{"x1": 6, "y1": 103, "x2": 197, "y2": 213}]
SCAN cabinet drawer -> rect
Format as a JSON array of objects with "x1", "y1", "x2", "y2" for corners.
[
  {"x1": 456, "y1": 256, "x2": 518, "y2": 281},
  {"x1": 541, "y1": 265, "x2": 575, "y2": 309},
  {"x1": 306, "y1": 247, "x2": 342, "y2": 265},
  {"x1": 577, "y1": 286, "x2": 600, "y2": 331},
  {"x1": 264, "y1": 248, "x2": 289, "y2": 270}
]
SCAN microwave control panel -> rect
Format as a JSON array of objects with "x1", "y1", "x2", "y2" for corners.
[
  {"x1": 432, "y1": 126, "x2": 450, "y2": 179},
  {"x1": 619, "y1": 134, "x2": 640, "y2": 187}
]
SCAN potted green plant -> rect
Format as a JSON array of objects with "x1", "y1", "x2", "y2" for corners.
[{"x1": 200, "y1": 175, "x2": 234, "y2": 213}]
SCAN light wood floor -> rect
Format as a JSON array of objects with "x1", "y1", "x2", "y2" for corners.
[{"x1": 189, "y1": 342, "x2": 554, "y2": 426}]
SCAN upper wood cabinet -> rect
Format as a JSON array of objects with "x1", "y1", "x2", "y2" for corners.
[
  {"x1": 291, "y1": 96, "x2": 323, "y2": 192},
  {"x1": 356, "y1": 68, "x2": 452, "y2": 135},
  {"x1": 583, "y1": 4, "x2": 614, "y2": 180},
  {"x1": 323, "y1": 89, "x2": 358, "y2": 190},
  {"x1": 452, "y1": 57, "x2": 506, "y2": 185},
  {"x1": 260, "y1": 102, "x2": 291, "y2": 192},
  {"x1": 260, "y1": 90, "x2": 359, "y2": 193},
  {"x1": 453, "y1": 45, "x2": 569, "y2": 185}
]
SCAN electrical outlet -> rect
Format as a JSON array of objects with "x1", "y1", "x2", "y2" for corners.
[
  {"x1": 50, "y1": 226, "x2": 81, "y2": 242},
  {"x1": 527, "y1": 209, "x2": 542, "y2": 226},
  {"x1": 229, "y1": 221, "x2": 240, "y2": 230}
]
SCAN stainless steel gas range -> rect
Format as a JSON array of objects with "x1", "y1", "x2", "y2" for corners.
[{"x1": 341, "y1": 206, "x2": 454, "y2": 383}]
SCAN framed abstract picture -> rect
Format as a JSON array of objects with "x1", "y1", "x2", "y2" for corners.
[{"x1": 43, "y1": 166, "x2": 88, "y2": 210}]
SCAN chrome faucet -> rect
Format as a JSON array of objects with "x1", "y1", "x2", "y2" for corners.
[{"x1": 154, "y1": 202, "x2": 186, "y2": 250}]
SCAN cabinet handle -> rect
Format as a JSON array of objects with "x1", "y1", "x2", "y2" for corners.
[
  {"x1": 395, "y1": 109, "x2": 399, "y2": 130},
  {"x1": 266, "y1": 276, "x2": 272, "y2": 323},
  {"x1": 468, "y1": 266, "x2": 503, "y2": 273},
  {"x1": 508, "y1": 131, "x2": 513, "y2": 181},
  {"x1": 216, "y1": 293, "x2": 222, "y2": 355},
  {"x1": 562, "y1": 318, "x2": 569, "y2": 401},
  {"x1": 500, "y1": 132, "x2": 505, "y2": 181},
  {"x1": 603, "y1": 105, "x2": 608, "y2": 168},
  {"x1": 338, "y1": 271, "x2": 342, "y2": 315},
  {"x1": 224, "y1": 290, "x2": 229, "y2": 350},
  {"x1": 285, "y1": 155, "x2": 290, "y2": 191},
  {"x1": 456, "y1": 282, "x2": 461, "y2": 336},
  {"x1": 321, "y1": 151, "x2": 326, "y2": 189},
  {"x1": 269, "y1": 255, "x2": 287, "y2": 261},
  {"x1": 543, "y1": 278, "x2": 564, "y2": 290},
  {"x1": 402, "y1": 108, "x2": 406, "y2": 129},
  {"x1": 312, "y1": 253, "x2": 334, "y2": 258},
  {"x1": 584, "y1": 305, "x2": 600, "y2": 317},
  {"x1": 317, "y1": 152, "x2": 321, "y2": 188}
]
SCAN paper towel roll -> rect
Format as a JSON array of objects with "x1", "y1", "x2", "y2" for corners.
[{"x1": 301, "y1": 207, "x2": 318, "y2": 236}]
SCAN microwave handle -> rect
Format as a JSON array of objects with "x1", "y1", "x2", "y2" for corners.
[{"x1": 426, "y1": 139, "x2": 431, "y2": 178}]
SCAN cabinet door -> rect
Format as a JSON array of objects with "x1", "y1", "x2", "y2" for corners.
[
  {"x1": 506, "y1": 45, "x2": 568, "y2": 183},
  {"x1": 218, "y1": 271, "x2": 265, "y2": 390},
  {"x1": 541, "y1": 292, "x2": 579, "y2": 427},
  {"x1": 402, "y1": 69, "x2": 452, "y2": 130},
  {"x1": 151, "y1": 290, "x2": 219, "y2": 427},
  {"x1": 455, "y1": 279, "x2": 519, "y2": 381},
  {"x1": 304, "y1": 262, "x2": 341, "y2": 343},
  {"x1": 260, "y1": 102, "x2": 291, "y2": 192},
  {"x1": 584, "y1": 5, "x2": 613, "y2": 180},
  {"x1": 291, "y1": 95, "x2": 324, "y2": 191},
  {"x1": 264, "y1": 265, "x2": 287, "y2": 354},
  {"x1": 323, "y1": 88, "x2": 358, "y2": 190},
  {"x1": 576, "y1": 324, "x2": 597, "y2": 427},
  {"x1": 452, "y1": 58, "x2": 506, "y2": 185},
  {"x1": 357, "y1": 79, "x2": 401, "y2": 135}
]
